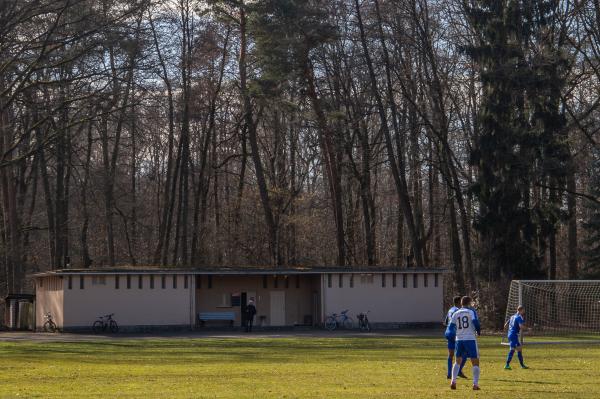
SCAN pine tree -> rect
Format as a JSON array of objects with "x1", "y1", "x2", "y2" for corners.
[{"x1": 583, "y1": 153, "x2": 600, "y2": 278}]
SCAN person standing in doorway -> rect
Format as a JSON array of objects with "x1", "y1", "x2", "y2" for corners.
[{"x1": 246, "y1": 297, "x2": 257, "y2": 332}]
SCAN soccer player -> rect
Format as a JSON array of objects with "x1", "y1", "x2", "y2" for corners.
[
  {"x1": 446, "y1": 296, "x2": 481, "y2": 390},
  {"x1": 444, "y1": 296, "x2": 468, "y2": 379},
  {"x1": 504, "y1": 305, "x2": 528, "y2": 369}
]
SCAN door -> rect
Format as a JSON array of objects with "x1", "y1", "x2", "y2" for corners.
[{"x1": 270, "y1": 291, "x2": 285, "y2": 326}]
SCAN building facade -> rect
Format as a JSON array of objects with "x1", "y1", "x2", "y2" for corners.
[{"x1": 32, "y1": 268, "x2": 447, "y2": 331}]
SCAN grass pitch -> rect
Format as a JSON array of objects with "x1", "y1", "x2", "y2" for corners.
[{"x1": 0, "y1": 335, "x2": 598, "y2": 398}]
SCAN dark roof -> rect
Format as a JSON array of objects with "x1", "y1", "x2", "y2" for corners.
[{"x1": 30, "y1": 265, "x2": 449, "y2": 278}]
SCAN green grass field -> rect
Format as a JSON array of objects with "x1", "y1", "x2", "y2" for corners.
[{"x1": 0, "y1": 335, "x2": 598, "y2": 398}]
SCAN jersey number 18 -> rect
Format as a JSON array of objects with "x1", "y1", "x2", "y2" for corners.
[{"x1": 457, "y1": 316, "x2": 469, "y2": 329}]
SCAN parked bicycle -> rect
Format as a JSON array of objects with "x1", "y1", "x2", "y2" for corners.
[
  {"x1": 43, "y1": 313, "x2": 58, "y2": 332},
  {"x1": 92, "y1": 313, "x2": 118, "y2": 334},
  {"x1": 357, "y1": 311, "x2": 371, "y2": 332},
  {"x1": 325, "y1": 310, "x2": 354, "y2": 331}
]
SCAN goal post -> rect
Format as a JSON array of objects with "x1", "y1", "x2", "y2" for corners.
[{"x1": 502, "y1": 280, "x2": 600, "y2": 344}]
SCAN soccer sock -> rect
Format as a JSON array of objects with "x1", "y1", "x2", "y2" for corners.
[
  {"x1": 517, "y1": 351, "x2": 524, "y2": 366},
  {"x1": 506, "y1": 349, "x2": 515, "y2": 365},
  {"x1": 451, "y1": 362, "x2": 460, "y2": 383},
  {"x1": 447, "y1": 357, "x2": 453, "y2": 377},
  {"x1": 459, "y1": 356, "x2": 467, "y2": 373},
  {"x1": 472, "y1": 365, "x2": 480, "y2": 386}
]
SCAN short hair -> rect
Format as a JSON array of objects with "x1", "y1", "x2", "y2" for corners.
[
  {"x1": 453, "y1": 296, "x2": 462, "y2": 306},
  {"x1": 461, "y1": 296, "x2": 472, "y2": 307},
  {"x1": 517, "y1": 305, "x2": 524, "y2": 312}
]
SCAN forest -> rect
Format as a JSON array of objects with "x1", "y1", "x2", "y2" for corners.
[{"x1": 1, "y1": 0, "x2": 599, "y2": 317}]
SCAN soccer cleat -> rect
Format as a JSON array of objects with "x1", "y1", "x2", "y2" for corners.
[
  {"x1": 473, "y1": 385, "x2": 480, "y2": 390},
  {"x1": 458, "y1": 371, "x2": 468, "y2": 379},
  {"x1": 504, "y1": 365, "x2": 512, "y2": 370},
  {"x1": 450, "y1": 382, "x2": 456, "y2": 390},
  {"x1": 521, "y1": 364, "x2": 529, "y2": 369}
]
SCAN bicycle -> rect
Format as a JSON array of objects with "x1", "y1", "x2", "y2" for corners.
[
  {"x1": 43, "y1": 313, "x2": 58, "y2": 332},
  {"x1": 92, "y1": 313, "x2": 119, "y2": 334},
  {"x1": 325, "y1": 310, "x2": 354, "y2": 331},
  {"x1": 357, "y1": 311, "x2": 371, "y2": 332}
]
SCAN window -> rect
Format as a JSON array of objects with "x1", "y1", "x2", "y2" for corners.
[
  {"x1": 381, "y1": 274, "x2": 386, "y2": 288},
  {"x1": 92, "y1": 276, "x2": 106, "y2": 285},
  {"x1": 403, "y1": 274, "x2": 407, "y2": 288},
  {"x1": 208, "y1": 275, "x2": 213, "y2": 289},
  {"x1": 274, "y1": 276, "x2": 278, "y2": 288},
  {"x1": 327, "y1": 274, "x2": 332, "y2": 288},
  {"x1": 68, "y1": 276, "x2": 72, "y2": 290},
  {"x1": 115, "y1": 275, "x2": 120, "y2": 289},
  {"x1": 424, "y1": 273, "x2": 428, "y2": 287},
  {"x1": 138, "y1": 275, "x2": 143, "y2": 289},
  {"x1": 184, "y1": 275, "x2": 189, "y2": 289},
  {"x1": 284, "y1": 276, "x2": 289, "y2": 289},
  {"x1": 339, "y1": 274, "x2": 343, "y2": 288},
  {"x1": 172, "y1": 275, "x2": 177, "y2": 289},
  {"x1": 262, "y1": 275, "x2": 267, "y2": 289},
  {"x1": 80, "y1": 276, "x2": 85, "y2": 289},
  {"x1": 127, "y1": 275, "x2": 131, "y2": 289},
  {"x1": 434, "y1": 273, "x2": 439, "y2": 287},
  {"x1": 150, "y1": 275, "x2": 155, "y2": 289},
  {"x1": 413, "y1": 274, "x2": 418, "y2": 288},
  {"x1": 196, "y1": 276, "x2": 201, "y2": 289},
  {"x1": 161, "y1": 275, "x2": 166, "y2": 289},
  {"x1": 392, "y1": 274, "x2": 397, "y2": 288},
  {"x1": 295, "y1": 275, "x2": 300, "y2": 289},
  {"x1": 350, "y1": 274, "x2": 354, "y2": 288}
]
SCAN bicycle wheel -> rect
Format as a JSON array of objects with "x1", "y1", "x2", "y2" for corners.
[
  {"x1": 109, "y1": 320, "x2": 119, "y2": 333},
  {"x1": 92, "y1": 320, "x2": 103, "y2": 334},
  {"x1": 43, "y1": 321, "x2": 56, "y2": 333},
  {"x1": 325, "y1": 316, "x2": 337, "y2": 331},
  {"x1": 343, "y1": 317, "x2": 354, "y2": 329}
]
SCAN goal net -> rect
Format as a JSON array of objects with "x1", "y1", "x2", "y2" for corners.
[{"x1": 503, "y1": 280, "x2": 600, "y2": 344}]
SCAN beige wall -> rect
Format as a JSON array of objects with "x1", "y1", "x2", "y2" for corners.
[
  {"x1": 35, "y1": 277, "x2": 64, "y2": 329},
  {"x1": 321, "y1": 273, "x2": 443, "y2": 323},
  {"x1": 63, "y1": 274, "x2": 194, "y2": 328},
  {"x1": 196, "y1": 275, "x2": 320, "y2": 326}
]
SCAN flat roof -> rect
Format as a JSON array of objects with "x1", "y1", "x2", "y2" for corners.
[{"x1": 30, "y1": 266, "x2": 449, "y2": 278}]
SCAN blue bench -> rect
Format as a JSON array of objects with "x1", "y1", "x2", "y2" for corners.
[{"x1": 198, "y1": 312, "x2": 236, "y2": 326}]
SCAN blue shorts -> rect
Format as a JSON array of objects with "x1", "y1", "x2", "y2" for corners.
[
  {"x1": 446, "y1": 336, "x2": 456, "y2": 350},
  {"x1": 455, "y1": 340, "x2": 479, "y2": 359},
  {"x1": 508, "y1": 334, "x2": 521, "y2": 349}
]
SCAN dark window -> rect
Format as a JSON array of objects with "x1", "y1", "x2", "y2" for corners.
[
  {"x1": 127, "y1": 275, "x2": 131, "y2": 289},
  {"x1": 196, "y1": 276, "x2": 201, "y2": 289},
  {"x1": 172, "y1": 275, "x2": 177, "y2": 289},
  {"x1": 338, "y1": 274, "x2": 343, "y2": 288},
  {"x1": 80, "y1": 276, "x2": 84, "y2": 289},
  {"x1": 208, "y1": 275, "x2": 212, "y2": 289},
  {"x1": 274, "y1": 276, "x2": 278, "y2": 288},
  {"x1": 150, "y1": 275, "x2": 154, "y2": 289},
  {"x1": 403, "y1": 274, "x2": 407, "y2": 288},
  {"x1": 328, "y1": 274, "x2": 332, "y2": 288},
  {"x1": 68, "y1": 276, "x2": 72, "y2": 290},
  {"x1": 434, "y1": 273, "x2": 439, "y2": 287},
  {"x1": 262, "y1": 275, "x2": 267, "y2": 289},
  {"x1": 382, "y1": 274, "x2": 386, "y2": 287},
  {"x1": 413, "y1": 274, "x2": 418, "y2": 288},
  {"x1": 424, "y1": 274, "x2": 428, "y2": 287},
  {"x1": 161, "y1": 275, "x2": 166, "y2": 289},
  {"x1": 392, "y1": 274, "x2": 397, "y2": 287},
  {"x1": 184, "y1": 275, "x2": 189, "y2": 289},
  {"x1": 285, "y1": 276, "x2": 289, "y2": 289},
  {"x1": 138, "y1": 275, "x2": 143, "y2": 289},
  {"x1": 295, "y1": 275, "x2": 300, "y2": 289},
  {"x1": 115, "y1": 275, "x2": 119, "y2": 289},
  {"x1": 349, "y1": 274, "x2": 354, "y2": 288}
]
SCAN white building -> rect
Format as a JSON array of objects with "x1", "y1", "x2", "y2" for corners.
[{"x1": 32, "y1": 267, "x2": 447, "y2": 331}]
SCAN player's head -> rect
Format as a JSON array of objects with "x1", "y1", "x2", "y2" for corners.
[
  {"x1": 453, "y1": 296, "x2": 461, "y2": 307},
  {"x1": 517, "y1": 305, "x2": 525, "y2": 315},
  {"x1": 461, "y1": 296, "x2": 472, "y2": 307}
]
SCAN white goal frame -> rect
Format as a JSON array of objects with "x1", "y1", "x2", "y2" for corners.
[{"x1": 502, "y1": 280, "x2": 600, "y2": 345}]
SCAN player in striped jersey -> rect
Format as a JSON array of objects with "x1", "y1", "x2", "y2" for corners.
[{"x1": 446, "y1": 296, "x2": 481, "y2": 390}]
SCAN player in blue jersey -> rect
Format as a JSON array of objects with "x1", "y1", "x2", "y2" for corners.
[
  {"x1": 444, "y1": 296, "x2": 468, "y2": 379},
  {"x1": 446, "y1": 296, "x2": 481, "y2": 390},
  {"x1": 504, "y1": 305, "x2": 528, "y2": 369}
]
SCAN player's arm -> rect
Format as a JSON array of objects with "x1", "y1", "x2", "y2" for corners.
[
  {"x1": 445, "y1": 314, "x2": 457, "y2": 339},
  {"x1": 472, "y1": 311, "x2": 481, "y2": 336}
]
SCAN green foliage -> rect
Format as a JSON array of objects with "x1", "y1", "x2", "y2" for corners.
[
  {"x1": 583, "y1": 153, "x2": 600, "y2": 278},
  {"x1": 466, "y1": 0, "x2": 570, "y2": 280}
]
